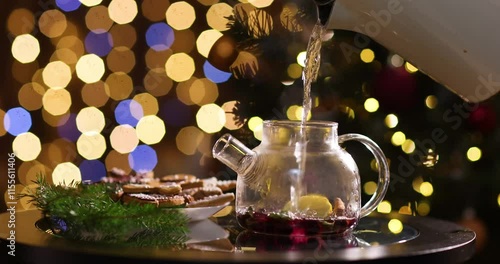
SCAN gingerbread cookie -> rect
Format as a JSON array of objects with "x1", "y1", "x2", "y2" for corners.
[
  {"x1": 161, "y1": 174, "x2": 198, "y2": 183},
  {"x1": 182, "y1": 186, "x2": 223, "y2": 200},
  {"x1": 216, "y1": 180, "x2": 237, "y2": 192},
  {"x1": 122, "y1": 183, "x2": 156, "y2": 194},
  {"x1": 155, "y1": 183, "x2": 182, "y2": 195},
  {"x1": 180, "y1": 177, "x2": 218, "y2": 190},
  {"x1": 186, "y1": 193, "x2": 235, "y2": 208},
  {"x1": 122, "y1": 193, "x2": 187, "y2": 208}
]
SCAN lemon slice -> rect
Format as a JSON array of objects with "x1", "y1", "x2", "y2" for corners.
[{"x1": 283, "y1": 194, "x2": 333, "y2": 218}]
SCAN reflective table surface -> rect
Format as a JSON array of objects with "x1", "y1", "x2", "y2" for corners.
[{"x1": 0, "y1": 207, "x2": 475, "y2": 264}]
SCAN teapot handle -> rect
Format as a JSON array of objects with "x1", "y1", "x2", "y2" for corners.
[{"x1": 338, "y1": 133, "x2": 390, "y2": 218}]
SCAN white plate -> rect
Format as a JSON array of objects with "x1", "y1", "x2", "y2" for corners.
[
  {"x1": 164, "y1": 202, "x2": 230, "y2": 222},
  {"x1": 186, "y1": 218, "x2": 229, "y2": 244}
]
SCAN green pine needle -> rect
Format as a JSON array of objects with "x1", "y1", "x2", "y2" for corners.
[{"x1": 20, "y1": 175, "x2": 189, "y2": 247}]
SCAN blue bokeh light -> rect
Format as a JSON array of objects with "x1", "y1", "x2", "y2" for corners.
[
  {"x1": 56, "y1": 0, "x2": 81, "y2": 12},
  {"x1": 145, "y1": 22, "x2": 175, "y2": 51},
  {"x1": 80, "y1": 159, "x2": 107, "y2": 183},
  {"x1": 159, "y1": 98, "x2": 191, "y2": 127},
  {"x1": 128, "y1": 145, "x2": 158, "y2": 172},
  {"x1": 57, "y1": 113, "x2": 80, "y2": 142},
  {"x1": 114, "y1": 99, "x2": 144, "y2": 127},
  {"x1": 85, "y1": 31, "x2": 113, "y2": 57},
  {"x1": 203, "y1": 60, "x2": 232, "y2": 83},
  {"x1": 4, "y1": 107, "x2": 32, "y2": 136}
]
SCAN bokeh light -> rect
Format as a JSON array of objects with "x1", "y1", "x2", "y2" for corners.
[
  {"x1": 176, "y1": 126, "x2": 204, "y2": 155},
  {"x1": 363, "y1": 181, "x2": 377, "y2": 195},
  {"x1": 420, "y1": 182, "x2": 434, "y2": 197},
  {"x1": 401, "y1": 139, "x2": 416, "y2": 154},
  {"x1": 196, "y1": 104, "x2": 226, "y2": 133},
  {"x1": 144, "y1": 68, "x2": 174, "y2": 96},
  {"x1": 13, "y1": 132, "x2": 41, "y2": 161},
  {"x1": 364, "y1": 98, "x2": 379, "y2": 113},
  {"x1": 377, "y1": 200, "x2": 392, "y2": 214},
  {"x1": 141, "y1": 0, "x2": 170, "y2": 22},
  {"x1": 425, "y1": 95, "x2": 438, "y2": 109},
  {"x1": 136, "y1": 115, "x2": 166, "y2": 145},
  {"x1": 417, "y1": 202, "x2": 430, "y2": 216},
  {"x1": 248, "y1": 9, "x2": 273, "y2": 37},
  {"x1": 18, "y1": 160, "x2": 50, "y2": 186},
  {"x1": 107, "y1": 46, "x2": 135, "y2": 73},
  {"x1": 114, "y1": 99, "x2": 144, "y2": 126},
  {"x1": 57, "y1": 113, "x2": 80, "y2": 142},
  {"x1": 81, "y1": 81, "x2": 110, "y2": 107},
  {"x1": 203, "y1": 60, "x2": 232, "y2": 83},
  {"x1": 85, "y1": 5, "x2": 113, "y2": 33},
  {"x1": 39, "y1": 9, "x2": 67, "y2": 38},
  {"x1": 109, "y1": 24, "x2": 137, "y2": 48},
  {"x1": 56, "y1": 0, "x2": 82, "y2": 12},
  {"x1": 85, "y1": 31, "x2": 113, "y2": 56},
  {"x1": 105, "y1": 72, "x2": 133, "y2": 100},
  {"x1": 133, "y1": 93, "x2": 159, "y2": 115},
  {"x1": 249, "y1": 0, "x2": 274, "y2": 8},
  {"x1": 405, "y1": 62, "x2": 419, "y2": 73},
  {"x1": 196, "y1": 29, "x2": 223, "y2": 58},
  {"x1": 467, "y1": 147, "x2": 482, "y2": 162},
  {"x1": 165, "y1": 53, "x2": 196, "y2": 82},
  {"x1": 388, "y1": 219, "x2": 403, "y2": 234},
  {"x1": 222, "y1": 101, "x2": 245, "y2": 130},
  {"x1": 4, "y1": 107, "x2": 32, "y2": 136},
  {"x1": 110, "y1": 124, "x2": 139, "y2": 154},
  {"x1": 146, "y1": 22, "x2": 174, "y2": 51},
  {"x1": 206, "y1": 3, "x2": 233, "y2": 31},
  {"x1": 51, "y1": 48, "x2": 78, "y2": 71},
  {"x1": 360, "y1": 49, "x2": 375, "y2": 63},
  {"x1": 105, "y1": 150, "x2": 132, "y2": 174},
  {"x1": 384, "y1": 114, "x2": 398, "y2": 128},
  {"x1": 42, "y1": 88, "x2": 72, "y2": 116},
  {"x1": 7, "y1": 8, "x2": 35, "y2": 36},
  {"x1": 76, "y1": 107, "x2": 106, "y2": 133},
  {"x1": 11, "y1": 34, "x2": 40, "y2": 64},
  {"x1": 166, "y1": 1, "x2": 196, "y2": 30},
  {"x1": 56, "y1": 36, "x2": 85, "y2": 58},
  {"x1": 128, "y1": 145, "x2": 157, "y2": 172},
  {"x1": 80, "y1": 159, "x2": 106, "y2": 182},
  {"x1": 108, "y1": 0, "x2": 138, "y2": 24},
  {"x1": 77, "y1": 133, "x2": 107, "y2": 160},
  {"x1": 390, "y1": 54, "x2": 404, "y2": 67},
  {"x1": 81, "y1": 0, "x2": 103, "y2": 7},
  {"x1": 76, "y1": 54, "x2": 105, "y2": 83},
  {"x1": 248, "y1": 116, "x2": 263, "y2": 131},
  {"x1": 52, "y1": 162, "x2": 82, "y2": 186},
  {"x1": 43, "y1": 61, "x2": 72, "y2": 89},
  {"x1": 391, "y1": 131, "x2": 406, "y2": 146}
]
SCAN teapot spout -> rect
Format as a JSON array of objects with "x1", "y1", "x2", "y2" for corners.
[{"x1": 212, "y1": 134, "x2": 257, "y2": 177}]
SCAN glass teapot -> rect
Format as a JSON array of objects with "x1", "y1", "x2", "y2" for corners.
[{"x1": 212, "y1": 120, "x2": 389, "y2": 236}]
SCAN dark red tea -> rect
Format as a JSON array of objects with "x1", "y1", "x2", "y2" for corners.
[{"x1": 237, "y1": 210, "x2": 357, "y2": 236}]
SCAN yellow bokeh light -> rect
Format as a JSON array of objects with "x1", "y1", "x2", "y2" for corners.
[
  {"x1": 4, "y1": 184, "x2": 37, "y2": 211},
  {"x1": 497, "y1": 194, "x2": 500, "y2": 207},
  {"x1": 7, "y1": 8, "x2": 35, "y2": 36},
  {"x1": 412, "y1": 176, "x2": 423, "y2": 193},
  {"x1": 166, "y1": 1, "x2": 196, "y2": 30},
  {"x1": 370, "y1": 159, "x2": 379, "y2": 171},
  {"x1": 136, "y1": 115, "x2": 166, "y2": 145},
  {"x1": 145, "y1": 48, "x2": 172, "y2": 69},
  {"x1": 206, "y1": 3, "x2": 233, "y2": 31},
  {"x1": 405, "y1": 62, "x2": 419, "y2": 73},
  {"x1": 196, "y1": 29, "x2": 223, "y2": 58},
  {"x1": 286, "y1": 105, "x2": 300, "y2": 120},
  {"x1": 295, "y1": 106, "x2": 312, "y2": 121},
  {"x1": 363, "y1": 181, "x2": 377, "y2": 195},
  {"x1": 389, "y1": 54, "x2": 404, "y2": 67},
  {"x1": 364, "y1": 98, "x2": 379, "y2": 113},
  {"x1": 108, "y1": 0, "x2": 138, "y2": 25},
  {"x1": 105, "y1": 150, "x2": 132, "y2": 174},
  {"x1": 467, "y1": 147, "x2": 482, "y2": 162},
  {"x1": 249, "y1": 0, "x2": 274, "y2": 8},
  {"x1": 280, "y1": 2, "x2": 303, "y2": 32},
  {"x1": 110, "y1": 125, "x2": 139, "y2": 154},
  {"x1": 76, "y1": 107, "x2": 106, "y2": 133},
  {"x1": 170, "y1": 30, "x2": 196, "y2": 54},
  {"x1": 360, "y1": 49, "x2": 375, "y2": 63},
  {"x1": 287, "y1": 63, "x2": 302, "y2": 79},
  {"x1": 109, "y1": 24, "x2": 137, "y2": 48},
  {"x1": 39, "y1": 9, "x2": 67, "y2": 38},
  {"x1": 297, "y1": 51, "x2": 306, "y2": 67},
  {"x1": 417, "y1": 202, "x2": 430, "y2": 216},
  {"x1": 105, "y1": 72, "x2": 133, "y2": 100},
  {"x1": 42, "y1": 109, "x2": 70, "y2": 127},
  {"x1": 133, "y1": 93, "x2": 159, "y2": 115},
  {"x1": 196, "y1": 104, "x2": 226, "y2": 133},
  {"x1": 77, "y1": 133, "x2": 107, "y2": 160},
  {"x1": 425, "y1": 95, "x2": 438, "y2": 109},
  {"x1": 19, "y1": 161, "x2": 49, "y2": 186},
  {"x1": 144, "y1": 68, "x2": 173, "y2": 97},
  {"x1": 42, "y1": 88, "x2": 72, "y2": 116},
  {"x1": 52, "y1": 162, "x2": 82, "y2": 186},
  {"x1": 165, "y1": 53, "x2": 195, "y2": 82},
  {"x1": 384, "y1": 114, "x2": 398, "y2": 128},
  {"x1": 56, "y1": 36, "x2": 85, "y2": 58},
  {"x1": 191, "y1": 78, "x2": 219, "y2": 105},
  {"x1": 11, "y1": 34, "x2": 40, "y2": 64},
  {"x1": 253, "y1": 123, "x2": 263, "y2": 141},
  {"x1": 401, "y1": 139, "x2": 416, "y2": 154},
  {"x1": 248, "y1": 9, "x2": 273, "y2": 38},
  {"x1": 42, "y1": 61, "x2": 72, "y2": 89},
  {"x1": 76, "y1": 54, "x2": 105, "y2": 83},
  {"x1": 176, "y1": 126, "x2": 204, "y2": 155},
  {"x1": 51, "y1": 48, "x2": 78, "y2": 71},
  {"x1": 388, "y1": 219, "x2": 403, "y2": 234},
  {"x1": 81, "y1": 0, "x2": 103, "y2": 6},
  {"x1": 141, "y1": 0, "x2": 170, "y2": 21},
  {"x1": 0, "y1": 110, "x2": 5, "y2": 136},
  {"x1": 391, "y1": 131, "x2": 406, "y2": 146},
  {"x1": 82, "y1": 81, "x2": 110, "y2": 107},
  {"x1": 13, "y1": 132, "x2": 42, "y2": 161},
  {"x1": 377, "y1": 200, "x2": 392, "y2": 214},
  {"x1": 248, "y1": 116, "x2": 264, "y2": 132},
  {"x1": 222, "y1": 100, "x2": 245, "y2": 130},
  {"x1": 107, "y1": 46, "x2": 136, "y2": 73},
  {"x1": 18, "y1": 82, "x2": 45, "y2": 111},
  {"x1": 420, "y1": 182, "x2": 434, "y2": 197},
  {"x1": 85, "y1": 5, "x2": 113, "y2": 33}
]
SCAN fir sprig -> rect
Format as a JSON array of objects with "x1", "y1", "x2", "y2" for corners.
[{"x1": 20, "y1": 175, "x2": 189, "y2": 247}]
